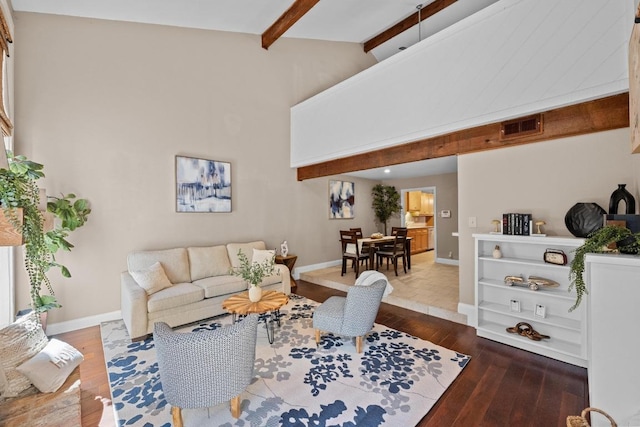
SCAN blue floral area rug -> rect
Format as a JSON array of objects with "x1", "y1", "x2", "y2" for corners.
[{"x1": 101, "y1": 295, "x2": 470, "y2": 426}]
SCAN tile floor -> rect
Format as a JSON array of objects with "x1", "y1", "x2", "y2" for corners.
[{"x1": 299, "y1": 251, "x2": 466, "y2": 324}]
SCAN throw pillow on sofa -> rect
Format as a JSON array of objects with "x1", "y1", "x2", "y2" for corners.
[
  {"x1": 129, "y1": 262, "x2": 173, "y2": 295},
  {"x1": 252, "y1": 248, "x2": 275, "y2": 264},
  {"x1": 16, "y1": 338, "x2": 83, "y2": 393},
  {"x1": 0, "y1": 313, "x2": 48, "y2": 397}
]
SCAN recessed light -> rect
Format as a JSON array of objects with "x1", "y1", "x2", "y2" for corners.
[{"x1": 384, "y1": 169, "x2": 391, "y2": 174}]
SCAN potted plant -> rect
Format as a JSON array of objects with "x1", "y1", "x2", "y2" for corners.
[
  {"x1": 569, "y1": 225, "x2": 640, "y2": 311},
  {"x1": 230, "y1": 249, "x2": 276, "y2": 302},
  {"x1": 0, "y1": 150, "x2": 91, "y2": 322},
  {"x1": 371, "y1": 184, "x2": 401, "y2": 235}
]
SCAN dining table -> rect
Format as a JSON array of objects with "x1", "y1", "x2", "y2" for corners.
[{"x1": 358, "y1": 235, "x2": 412, "y2": 270}]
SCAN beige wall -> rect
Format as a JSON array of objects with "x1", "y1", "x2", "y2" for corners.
[
  {"x1": 13, "y1": 12, "x2": 377, "y2": 324},
  {"x1": 458, "y1": 128, "x2": 639, "y2": 306},
  {"x1": 382, "y1": 172, "x2": 459, "y2": 260}
]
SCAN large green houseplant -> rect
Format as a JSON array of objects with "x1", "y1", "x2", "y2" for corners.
[
  {"x1": 371, "y1": 184, "x2": 401, "y2": 235},
  {"x1": 0, "y1": 151, "x2": 91, "y2": 315},
  {"x1": 569, "y1": 225, "x2": 640, "y2": 311}
]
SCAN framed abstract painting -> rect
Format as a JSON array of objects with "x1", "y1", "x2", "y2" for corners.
[
  {"x1": 329, "y1": 180, "x2": 354, "y2": 219},
  {"x1": 175, "y1": 156, "x2": 231, "y2": 213}
]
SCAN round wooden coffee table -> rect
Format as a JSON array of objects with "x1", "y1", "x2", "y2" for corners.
[{"x1": 222, "y1": 290, "x2": 289, "y2": 344}]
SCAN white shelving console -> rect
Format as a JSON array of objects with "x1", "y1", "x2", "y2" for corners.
[{"x1": 474, "y1": 234, "x2": 586, "y2": 367}]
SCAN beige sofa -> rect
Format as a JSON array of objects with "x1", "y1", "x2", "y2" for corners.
[{"x1": 121, "y1": 241, "x2": 291, "y2": 341}]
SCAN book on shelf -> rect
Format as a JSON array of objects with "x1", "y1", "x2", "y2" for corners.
[{"x1": 502, "y1": 213, "x2": 532, "y2": 235}]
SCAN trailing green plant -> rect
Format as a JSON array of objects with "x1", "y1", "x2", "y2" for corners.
[
  {"x1": 371, "y1": 184, "x2": 401, "y2": 235},
  {"x1": 569, "y1": 225, "x2": 640, "y2": 311},
  {"x1": 0, "y1": 150, "x2": 91, "y2": 313},
  {"x1": 230, "y1": 249, "x2": 276, "y2": 286}
]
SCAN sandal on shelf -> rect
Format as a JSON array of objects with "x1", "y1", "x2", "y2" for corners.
[{"x1": 506, "y1": 322, "x2": 550, "y2": 341}]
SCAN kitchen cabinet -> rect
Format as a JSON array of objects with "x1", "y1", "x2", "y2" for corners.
[
  {"x1": 407, "y1": 228, "x2": 428, "y2": 254},
  {"x1": 420, "y1": 193, "x2": 434, "y2": 215},
  {"x1": 474, "y1": 234, "x2": 586, "y2": 367},
  {"x1": 407, "y1": 191, "x2": 422, "y2": 212}
]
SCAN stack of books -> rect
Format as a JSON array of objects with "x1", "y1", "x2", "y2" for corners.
[{"x1": 502, "y1": 213, "x2": 532, "y2": 235}]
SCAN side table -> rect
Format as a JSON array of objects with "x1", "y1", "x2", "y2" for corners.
[{"x1": 275, "y1": 254, "x2": 297, "y2": 292}]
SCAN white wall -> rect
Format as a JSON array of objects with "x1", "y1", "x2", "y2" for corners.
[
  {"x1": 13, "y1": 12, "x2": 377, "y2": 325},
  {"x1": 457, "y1": 128, "x2": 638, "y2": 305}
]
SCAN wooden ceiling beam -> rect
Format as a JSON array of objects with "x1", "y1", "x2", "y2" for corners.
[
  {"x1": 262, "y1": 0, "x2": 320, "y2": 50},
  {"x1": 296, "y1": 93, "x2": 630, "y2": 181},
  {"x1": 363, "y1": 0, "x2": 457, "y2": 53}
]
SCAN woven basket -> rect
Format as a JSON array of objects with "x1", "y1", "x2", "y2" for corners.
[{"x1": 566, "y1": 407, "x2": 617, "y2": 427}]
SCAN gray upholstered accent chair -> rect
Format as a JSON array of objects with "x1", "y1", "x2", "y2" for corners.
[
  {"x1": 313, "y1": 274, "x2": 387, "y2": 353},
  {"x1": 154, "y1": 314, "x2": 259, "y2": 426}
]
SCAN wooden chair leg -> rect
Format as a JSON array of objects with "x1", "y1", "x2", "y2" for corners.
[
  {"x1": 356, "y1": 336, "x2": 363, "y2": 353},
  {"x1": 393, "y1": 256, "x2": 398, "y2": 276},
  {"x1": 315, "y1": 329, "x2": 321, "y2": 344},
  {"x1": 230, "y1": 395, "x2": 241, "y2": 418},
  {"x1": 172, "y1": 406, "x2": 183, "y2": 427},
  {"x1": 341, "y1": 258, "x2": 347, "y2": 276}
]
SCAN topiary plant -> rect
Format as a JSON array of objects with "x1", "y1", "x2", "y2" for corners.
[
  {"x1": 569, "y1": 225, "x2": 640, "y2": 311},
  {"x1": 371, "y1": 184, "x2": 401, "y2": 235}
]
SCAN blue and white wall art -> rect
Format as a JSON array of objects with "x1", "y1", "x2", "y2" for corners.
[
  {"x1": 176, "y1": 155, "x2": 231, "y2": 212},
  {"x1": 329, "y1": 180, "x2": 354, "y2": 219}
]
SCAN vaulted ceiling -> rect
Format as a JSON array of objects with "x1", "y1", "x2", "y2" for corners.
[{"x1": 10, "y1": 0, "x2": 498, "y2": 61}]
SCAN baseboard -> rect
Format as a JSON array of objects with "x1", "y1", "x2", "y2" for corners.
[
  {"x1": 293, "y1": 260, "x2": 342, "y2": 279},
  {"x1": 436, "y1": 257, "x2": 459, "y2": 266},
  {"x1": 47, "y1": 310, "x2": 122, "y2": 335},
  {"x1": 458, "y1": 303, "x2": 475, "y2": 327}
]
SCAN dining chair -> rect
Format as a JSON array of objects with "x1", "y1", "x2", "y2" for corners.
[
  {"x1": 350, "y1": 227, "x2": 373, "y2": 268},
  {"x1": 340, "y1": 230, "x2": 369, "y2": 278},
  {"x1": 154, "y1": 314, "x2": 259, "y2": 425},
  {"x1": 376, "y1": 228, "x2": 408, "y2": 276}
]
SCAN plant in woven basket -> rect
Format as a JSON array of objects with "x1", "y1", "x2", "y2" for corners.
[
  {"x1": 569, "y1": 225, "x2": 640, "y2": 311},
  {"x1": 230, "y1": 249, "x2": 276, "y2": 287},
  {"x1": 0, "y1": 150, "x2": 91, "y2": 314}
]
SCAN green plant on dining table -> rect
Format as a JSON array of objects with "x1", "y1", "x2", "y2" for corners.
[{"x1": 0, "y1": 150, "x2": 91, "y2": 314}]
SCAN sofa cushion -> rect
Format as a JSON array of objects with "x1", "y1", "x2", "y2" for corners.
[
  {"x1": 129, "y1": 262, "x2": 173, "y2": 295},
  {"x1": 0, "y1": 313, "x2": 48, "y2": 397},
  {"x1": 193, "y1": 275, "x2": 247, "y2": 298},
  {"x1": 187, "y1": 246, "x2": 232, "y2": 281},
  {"x1": 227, "y1": 241, "x2": 266, "y2": 268},
  {"x1": 16, "y1": 338, "x2": 83, "y2": 393},
  {"x1": 127, "y1": 248, "x2": 191, "y2": 284},
  {"x1": 147, "y1": 283, "x2": 204, "y2": 313},
  {"x1": 252, "y1": 248, "x2": 275, "y2": 265},
  {"x1": 261, "y1": 273, "x2": 282, "y2": 287}
]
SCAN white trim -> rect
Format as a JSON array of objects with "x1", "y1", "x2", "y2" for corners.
[
  {"x1": 458, "y1": 302, "x2": 475, "y2": 327},
  {"x1": 293, "y1": 260, "x2": 342, "y2": 279},
  {"x1": 46, "y1": 310, "x2": 122, "y2": 336},
  {"x1": 0, "y1": 246, "x2": 14, "y2": 327},
  {"x1": 436, "y1": 257, "x2": 459, "y2": 266}
]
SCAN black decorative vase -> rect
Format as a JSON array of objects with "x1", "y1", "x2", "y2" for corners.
[
  {"x1": 564, "y1": 203, "x2": 606, "y2": 237},
  {"x1": 609, "y1": 184, "x2": 636, "y2": 214}
]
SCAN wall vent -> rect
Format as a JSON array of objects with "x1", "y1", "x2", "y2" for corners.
[{"x1": 500, "y1": 114, "x2": 543, "y2": 139}]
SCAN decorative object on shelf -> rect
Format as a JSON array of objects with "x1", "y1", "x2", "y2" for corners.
[
  {"x1": 608, "y1": 184, "x2": 636, "y2": 215},
  {"x1": 502, "y1": 212, "x2": 531, "y2": 235},
  {"x1": 566, "y1": 407, "x2": 618, "y2": 427},
  {"x1": 543, "y1": 248, "x2": 567, "y2": 265},
  {"x1": 371, "y1": 184, "x2": 400, "y2": 234},
  {"x1": 230, "y1": 249, "x2": 277, "y2": 303},
  {"x1": 175, "y1": 155, "x2": 231, "y2": 213},
  {"x1": 492, "y1": 245, "x2": 502, "y2": 258},
  {"x1": 0, "y1": 151, "x2": 91, "y2": 317},
  {"x1": 564, "y1": 202, "x2": 606, "y2": 237},
  {"x1": 504, "y1": 275, "x2": 559, "y2": 291},
  {"x1": 491, "y1": 219, "x2": 501, "y2": 234},
  {"x1": 280, "y1": 240, "x2": 288, "y2": 257},
  {"x1": 569, "y1": 225, "x2": 640, "y2": 311},
  {"x1": 329, "y1": 180, "x2": 355, "y2": 219},
  {"x1": 505, "y1": 322, "x2": 550, "y2": 341},
  {"x1": 535, "y1": 304, "x2": 547, "y2": 318},
  {"x1": 534, "y1": 220, "x2": 546, "y2": 235}
]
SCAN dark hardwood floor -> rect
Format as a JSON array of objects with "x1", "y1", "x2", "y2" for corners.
[{"x1": 54, "y1": 280, "x2": 589, "y2": 427}]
